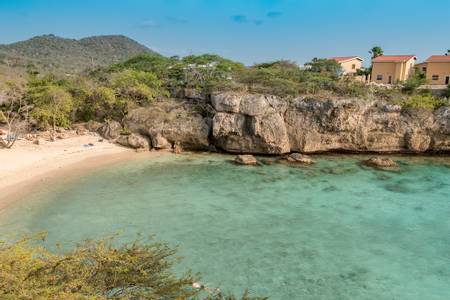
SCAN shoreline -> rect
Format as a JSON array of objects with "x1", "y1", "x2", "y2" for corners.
[
  {"x1": 1, "y1": 133, "x2": 449, "y2": 213},
  {"x1": 0, "y1": 135, "x2": 138, "y2": 212}
]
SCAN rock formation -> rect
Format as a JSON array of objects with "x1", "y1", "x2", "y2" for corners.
[{"x1": 119, "y1": 92, "x2": 450, "y2": 155}]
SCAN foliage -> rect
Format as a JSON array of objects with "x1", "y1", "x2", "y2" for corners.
[
  {"x1": 111, "y1": 69, "x2": 168, "y2": 104},
  {"x1": 0, "y1": 80, "x2": 27, "y2": 148},
  {"x1": 26, "y1": 75, "x2": 74, "y2": 129},
  {"x1": 0, "y1": 34, "x2": 155, "y2": 74},
  {"x1": 369, "y1": 46, "x2": 383, "y2": 59},
  {"x1": 399, "y1": 94, "x2": 447, "y2": 110},
  {"x1": 0, "y1": 235, "x2": 265, "y2": 300},
  {"x1": 402, "y1": 73, "x2": 427, "y2": 94},
  {"x1": 304, "y1": 58, "x2": 342, "y2": 77}
]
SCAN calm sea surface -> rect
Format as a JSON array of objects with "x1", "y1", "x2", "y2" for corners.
[{"x1": 1, "y1": 154, "x2": 450, "y2": 299}]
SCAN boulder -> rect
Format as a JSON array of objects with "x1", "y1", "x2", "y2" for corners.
[
  {"x1": 363, "y1": 157, "x2": 399, "y2": 169},
  {"x1": 98, "y1": 121, "x2": 122, "y2": 140},
  {"x1": 151, "y1": 133, "x2": 172, "y2": 150},
  {"x1": 234, "y1": 155, "x2": 257, "y2": 165},
  {"x1": 286, "y1": 153, "x2": 315, "y2": 164},
  {"x1": 116, "y1": 134, "x2": 150, "y2": 150}
]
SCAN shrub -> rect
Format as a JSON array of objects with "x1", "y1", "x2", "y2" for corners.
[
  {"x1": 400, "y1": 94, "x2": 447, "y2": 110},
  {"x1": 0, "y1": 235, "x2": 266, "y2": 300}
]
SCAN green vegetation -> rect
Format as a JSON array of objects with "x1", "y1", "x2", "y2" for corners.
[
  {"x1": 402, "y1": 73, "x2": 427, "y2": 94},
  {"x1": 0, "y1": 34, "x2": 155, "y2": 74},
  {"x1": 398, "y1": 94, "x2": 448, "y2": 110},
  {"x1": 1, "y1": 40, "x2": 449, "y2": 133},
  {"x1": 0, "y1": 234, "x2": 265, "y2": 299}
]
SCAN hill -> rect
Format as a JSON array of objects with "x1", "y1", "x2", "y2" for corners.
[{"x1": 0, "y1": 34, "x2": 157, "y2": 74}]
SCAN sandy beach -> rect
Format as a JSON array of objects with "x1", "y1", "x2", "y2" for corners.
[{"x1": 0, "y1": 134, "x2": 134, "y2": 211}]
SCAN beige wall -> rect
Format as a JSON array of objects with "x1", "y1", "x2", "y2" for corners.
[
  {"x1": 339, "y1": 59, "x2": 362, "y2": 75},
  {"x1": 371, "y1": 58, "x2": 415, "y2": 84},
  {"x1": 426, "y1": 62, "x2": 450, "y2": 85}
]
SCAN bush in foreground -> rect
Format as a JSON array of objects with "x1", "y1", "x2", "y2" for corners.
[{"x1": 0, "y1": 235, "x2": 266, "y2": 300}]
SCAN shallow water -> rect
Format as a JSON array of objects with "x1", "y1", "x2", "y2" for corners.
[{"x1": 1, "y1": 154, "x2": 450, "y2": 299}]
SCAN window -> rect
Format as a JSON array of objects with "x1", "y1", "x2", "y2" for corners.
[
  {"x1": 432, "y1": 75, "x2": 439, "y2": 81},
  {"x1": 352, "y1": 64, "x2": 356, "y2": 70},
  {"x1": 422, "y1": 67, "x2": 427, "y2": 72},
  {"x1": 376, "y1": 74, "x2": 383, "y2": 81}
]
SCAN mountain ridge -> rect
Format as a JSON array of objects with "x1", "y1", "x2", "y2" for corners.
[{"x1": 0, "y1": 34, "x2": 157, "y2": 74}]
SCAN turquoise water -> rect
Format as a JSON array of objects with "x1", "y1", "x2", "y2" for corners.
[{"x1": 1, "y1": 154, "x2": 450, "y2": 299}]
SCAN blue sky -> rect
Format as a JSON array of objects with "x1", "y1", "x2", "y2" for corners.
[{"x1": 1, "y1": 0, "x2": 449, "y2": 66}]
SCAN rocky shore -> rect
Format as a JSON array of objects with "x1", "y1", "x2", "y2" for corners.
[{"x1": 98, "y1": 93, "x2": 450, "y2": 155}]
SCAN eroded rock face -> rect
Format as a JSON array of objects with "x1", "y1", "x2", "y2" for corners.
[
  {"x1": 212, "y1": 93, "x2": 290, "y2": 154},
  {"x1": 125, "y1": 100, "x2": 210, "y2": 151},
  {"x1": 121, "y1": 93, "x2": 450, "y2": 154},
  {"x1": 285, "y1": 97, "x2": 448, "y2": 153}
]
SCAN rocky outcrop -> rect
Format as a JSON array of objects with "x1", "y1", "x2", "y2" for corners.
[
  {"x1": 285, "y1": 98, "x2": 448, "y2": 153},
  {"x1": 121, "y1": 93, "x2": 450, "y2": 154},
  {"x1": 212, "y1": 93, "x2": 290, "y2": 154},
  {"x1": 124, "y1": 100, "x2": 210, "y2": 151}
]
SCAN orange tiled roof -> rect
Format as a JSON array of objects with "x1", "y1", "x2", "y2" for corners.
[
  {"x1": 330, "y1": 56, "x2": 363, "y2": 63},
  {"x1": 372, "y1": 55, "x2": 416, "y2": 63},
  {"x1": 425, "y1": 55, "x2": 450, "y2": 63}
]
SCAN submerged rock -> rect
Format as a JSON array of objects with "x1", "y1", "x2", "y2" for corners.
[
  {"x1": 286, "y1": 153, "x2": 315, "y2": 164},
  {"x1": 363, "y1": 157, "x2": 399, "y2": 169},
  {"x1": 234, "y1": 155, "x2": 258, "y2": 165}
]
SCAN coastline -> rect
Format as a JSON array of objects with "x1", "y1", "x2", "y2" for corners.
[{"x1": 0, "y1": 135, "x2": 138, "y2": 212}]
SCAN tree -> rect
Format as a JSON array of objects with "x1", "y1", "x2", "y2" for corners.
[
  {"x1": 0, "y1": 81, "x2": 27, "y2": 149},
  {"x1": 112, "y1": 69, "x2": 168, "y2": 105},
  {"x1": 304, "y1": 58, "x2": 343, "y2": 77},
  {"x1": 28, "y1": 81, "x2": 74, "y2": 140},
  {"x1": 369, "y1": 46, "x2": 384, "y2": 59},
  {"x1": 0, "y1": 235, "x2": 266, "y2": 300}
]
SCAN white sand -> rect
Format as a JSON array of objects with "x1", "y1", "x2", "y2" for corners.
[{"x1": 0, "y1": 134, "x2": 133, "y2": 210}]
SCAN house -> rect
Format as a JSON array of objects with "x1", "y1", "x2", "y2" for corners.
[
  {"x1": 330, "y1": 56, "x2": 363, "y2": 75},
  {"x1": 371, "y1": 55, "x2": 416, "y2": 84},
  {"x1": 423, "y1": 55, "x2": 450, "y2": 85},
  {"x1": 415, "y1": 62, "x2": 428, "y2": 74}
]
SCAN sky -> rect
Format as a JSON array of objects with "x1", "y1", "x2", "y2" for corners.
[{"x1": 1, "y1": 0, "x2": 449, "y2": 66}]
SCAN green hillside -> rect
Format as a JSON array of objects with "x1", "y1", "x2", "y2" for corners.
[{"x1": 0, "y1": 34, "x2": 157, "y2": 74}]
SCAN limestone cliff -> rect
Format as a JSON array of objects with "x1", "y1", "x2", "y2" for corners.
[{"x1": 123, "y1": 93, "x2": 450, "y2": 154}]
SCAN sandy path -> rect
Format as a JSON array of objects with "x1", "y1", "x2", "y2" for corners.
[{"x1": 0, "y1": 134, "x2": 134, "y2": 210}]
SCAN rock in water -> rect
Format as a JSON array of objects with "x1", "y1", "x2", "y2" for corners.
[
  {"x1": 363, "y1": 157, "x2": 398, "y2": 169},
  {"x1": 235, "y1": 155, "x2": 258, "y2": 165},
  {"x1": 286, "y1": 153, "x2": 315, "y2": 164}
]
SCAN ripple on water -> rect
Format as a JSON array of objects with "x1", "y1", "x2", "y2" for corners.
[{"x1": 1, "y1": 154, "x2": 449, "y2": 300}]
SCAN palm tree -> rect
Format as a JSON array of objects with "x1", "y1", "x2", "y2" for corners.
[{"x1": 369, "y1": 46, "x2": 384, "y2": 59}]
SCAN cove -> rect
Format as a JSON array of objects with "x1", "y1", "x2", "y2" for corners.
[{"x1": 1, "y1": 154, "x2": 449, "y2": 300}]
